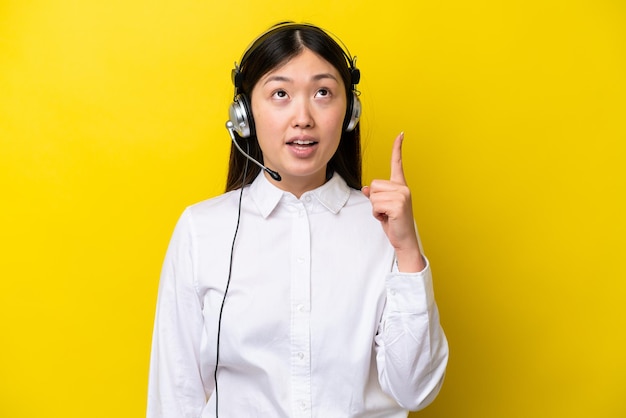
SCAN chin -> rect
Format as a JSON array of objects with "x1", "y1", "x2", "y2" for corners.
[{"x1": 282, "y1": 167, "x2": 328, "y2": 182}]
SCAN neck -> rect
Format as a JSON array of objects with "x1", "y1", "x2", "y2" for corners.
[{"x1": 264, "y1": 170, "x2": 328, "y2": 199}]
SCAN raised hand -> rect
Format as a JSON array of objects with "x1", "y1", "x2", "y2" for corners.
[{"x1": 362, "y1": 132, "x2": 425, "y2": 272}]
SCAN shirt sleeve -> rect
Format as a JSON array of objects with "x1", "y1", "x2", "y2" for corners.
[
  {"x1": 147, "y1": 210, "x2": 210, "y2": 418},
  {"x1": 374, "y1": 256, "x2": 449, "y2": 411}
]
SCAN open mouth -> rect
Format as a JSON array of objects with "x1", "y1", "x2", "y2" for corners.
[{"x1": 287, "y1": 139, "x2": 318, "y2": 148}]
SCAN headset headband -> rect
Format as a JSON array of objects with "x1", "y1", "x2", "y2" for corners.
[{"x1": 232, "y1": 22, "x2": 360, "y2": 93}]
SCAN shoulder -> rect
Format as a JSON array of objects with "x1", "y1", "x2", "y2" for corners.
[
  {"x1": 171, "y1": 189, "x2": 244, "y2": 238},
  {"x1": 345, "y1": 186, "x2": 374, "y2": 213},
  {"x1": 184, "y1": 189, "x2": 242, "y2": 218},
  {"x1": 347, "y1": 187, "x2": 371, "y2": 204},
  {"x1": 336, "y1": 187, "x2": 385, "y2": 231}
]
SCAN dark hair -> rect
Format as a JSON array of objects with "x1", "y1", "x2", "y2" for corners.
[{"x1": 225, "y1": 23, "x2": 362, "y2": 192}]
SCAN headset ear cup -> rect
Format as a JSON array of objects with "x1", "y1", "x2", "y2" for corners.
[
  {"x1": 229, "y1": 94, "x2": 255, "y2": 138},
  {"x1": 344, "y1": 91, "x2": 361, "y2": 132}
]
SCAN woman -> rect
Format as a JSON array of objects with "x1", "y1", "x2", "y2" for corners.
[{"x1": 148, "y1": 22, "x2": 448, "y2": 418}]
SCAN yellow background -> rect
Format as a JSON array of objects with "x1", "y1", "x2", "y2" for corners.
[{"x1": 1, "y1": 1, "x2": 625, "y2": 417}]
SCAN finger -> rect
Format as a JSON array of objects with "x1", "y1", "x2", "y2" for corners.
[
  {"x1": 390, "y1": 132, "x2": 406, "y2": 185},
  {"x1": 361, "y1": 185, "x2": 371, "y2": 198},
  {"x1": 367, "y1": 179, "x2": 403, "y2": 193}
]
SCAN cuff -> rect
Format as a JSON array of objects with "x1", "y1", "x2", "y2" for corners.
[{"x1": 385, "y1": 256, "x2": 434, "y2": 314}]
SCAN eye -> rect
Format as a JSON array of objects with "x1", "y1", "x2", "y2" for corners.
[
  {"x1": 272, "y1": 90, "x2": 288, "y2": 99},
  {"x1": 315, "y1": 88, "x2": 331, "y2": 98}
]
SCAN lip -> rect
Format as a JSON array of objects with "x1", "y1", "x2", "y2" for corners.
[
  {"x1": 286, "y1": 135, "x2": 319, "y2": 157},
  {"x1": 286, "y1": 135, "x2": 318, "y2": 146}
]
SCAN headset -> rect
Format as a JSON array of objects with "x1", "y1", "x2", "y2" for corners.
[{"x1": 227, "y1": 22, "x2": 362, "y2": 140}]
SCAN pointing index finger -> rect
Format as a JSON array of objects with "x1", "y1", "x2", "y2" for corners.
[{"x1": 390, "y1": 132, "x2": 406, "y2": 184}]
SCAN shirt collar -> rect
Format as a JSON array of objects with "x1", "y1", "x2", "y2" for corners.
[{"x1": 249, "y1": 172, "x2": 352, "y2": 218}]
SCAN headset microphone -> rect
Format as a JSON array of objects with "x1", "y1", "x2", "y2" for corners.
[{"x1": 225, "y1": 121, "x2": 282, "y2": 181}]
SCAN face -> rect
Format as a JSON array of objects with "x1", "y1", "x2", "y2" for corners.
[{"x1": 250, "y1": 48, "x2": 347, "y2": 196}]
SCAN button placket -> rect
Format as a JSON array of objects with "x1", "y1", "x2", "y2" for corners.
[{"x1": 290, "y1": 201, "x2": 312, "y2": 417}]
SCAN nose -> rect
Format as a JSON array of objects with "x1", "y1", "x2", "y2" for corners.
[{"x1": 292, "y1": 98, "x2": 314, "y2": 129}]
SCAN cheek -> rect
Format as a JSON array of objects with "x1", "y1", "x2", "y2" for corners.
[
  {"x1": 252, "y1": 109, "x2": 276, "y2": 138},
  {"x1": 329, "y1": 98, "x2": 348, "y2": 131},
  {"x1": 325, "y1": 110, "x2": 346, "y2": 135},
  {"x1": 252, "y1": 110, "x2": 281, "y2": 152},
  {"x1": 252, "y1": 103, "x2": 285, "y2": 130}
]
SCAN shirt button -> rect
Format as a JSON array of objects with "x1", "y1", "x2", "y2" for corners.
[
  {"x1": 299, "y1": 401, "x2": 307, "y2": 410},
  {"x1": 296, "y1": 257, "x2": 304, "y2": 263},
  {"x1": 298, "y1": 352, "x2": 305, "y2": 360},
  {"x1": 389, "y1": 289, "x2": 397, "y2": 296},
  {"x1": 296, "y1": 304, "x2": 305, "y2": 312},
  {"x1": 305, "y1": 195, "x2": 312, "y2": 203}
]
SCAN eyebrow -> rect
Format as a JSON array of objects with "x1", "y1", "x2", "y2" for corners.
[{"x1": 263, "y1": 73, "x2": 339, "y2": 85}]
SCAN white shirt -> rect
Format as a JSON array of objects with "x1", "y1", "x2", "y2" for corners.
[{"x1": 147, "y1": 172, "x2": 448, "y2": 418}]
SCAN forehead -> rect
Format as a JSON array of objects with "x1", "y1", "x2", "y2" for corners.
[{"x1": 261, "y1": 48, "x2": 342, "y2": 81}]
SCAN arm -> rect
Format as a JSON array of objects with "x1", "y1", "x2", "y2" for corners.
[
  {"x1": 375, "y1": 260, "x2": 449, "y2": 410},
  {"x1": 147, "y1": 210, "x2": 210, "y2": 418},
  {"x1": 363, "y1": 132, "x2": 449, "y2": 409}
]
